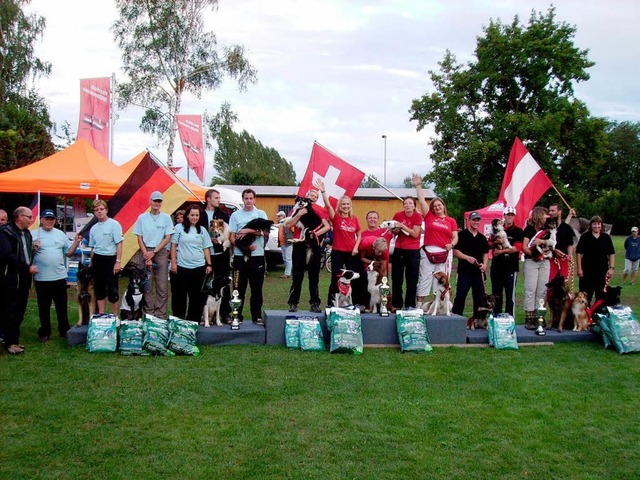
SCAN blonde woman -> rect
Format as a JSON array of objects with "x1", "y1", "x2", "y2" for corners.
[
  {"x1": 522, "y1": 206, "x2": 551, "y2": 329},
  {"x1": 317, "y1": 180, "x2": 363, "y2": 307}
]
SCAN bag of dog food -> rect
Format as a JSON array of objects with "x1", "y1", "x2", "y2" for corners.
[
  {"x1": 599, "y1": 306, "x2": 640, "y2": 354},
  {"x1": 488, "y1": 314, "x2": 518, "y2": 350},
  {"x1": 167, "y1": 316, "x2": 200, "y2": 356},
  {"x1": 592, "y1": 313, "x2": 612, "y2": 349},
  {"x1": 395, "y1": 309, "x2": 432, "y2": 353},
  {"x1": 86, "y1": 314, "x2": 118, "y2": 353},
  {"x1": 142, "y1": 314, "x2": 175, "y2": 356},
  {"x1": 285, "y1": 317, "x2": 304, "y2": 349},
  {"x1": 298, "y1": 319, "x2": 325, "y2": 352},
  {"x1": 119, "y1": 320, "x2": 147, "y2": 355},
  {"x1": 327, "y1": 307, "x2": 363, "y2": 355}
]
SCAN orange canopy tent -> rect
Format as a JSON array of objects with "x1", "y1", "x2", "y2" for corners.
[
  {"x1": 0, "y1": 139, "x2": 129, "y2": 197},
  {"x1": 120, "y1": 151, "x2": 208, "y2": 202}
]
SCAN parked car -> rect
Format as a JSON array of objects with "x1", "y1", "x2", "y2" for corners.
[{"x1": 265, "y1": 224, "x2": 283, "y2": 270}]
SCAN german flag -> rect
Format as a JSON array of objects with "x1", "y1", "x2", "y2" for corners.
[{"x1": 82, "y1": 152, "x2": 200, "y2": 267}]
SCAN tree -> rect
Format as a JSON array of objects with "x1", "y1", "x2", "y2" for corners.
[
  {"x1": 0, "y1": 0, "x2": 54, "y2": 172},
  {"x1": 360, "y1": 174, "x2": 382, "y2": 188},
  {"x1": 212, "y1": 125, "x2": 296, "y2": 186},
  {"x1": 409, "y1": 7, "x2": 606, "y2": 215},
  {"x1": 113, "y1": 0, "x2": 257, "y2": 167}
]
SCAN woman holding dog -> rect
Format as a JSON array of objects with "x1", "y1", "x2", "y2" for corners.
[
  {"x1": 317, "y1": 180, "x2": 364, "y2": 307},
  {"x1": 389, "y1": 195, "x2": 423, "y2": 310},
  {"x1": 414, "y1": 174, "x2": 458, "y2": 308},
  {"x1": 522, "y1": 206, "x2": 551, "y2": 329},
  {"x1": 170, "y1": 205, "x2": 213, "y2": 322},
  {"x1": 576, "y1": 215, "x2": 615, "y2": 305}
]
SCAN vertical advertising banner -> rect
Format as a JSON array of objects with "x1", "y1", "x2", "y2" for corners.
[
  {"x1": 176, "y1": 114, "x2": 205, "y2": 182},
  {"x1": 77, "y1": 77, "x2": 111, "y2": 159}
]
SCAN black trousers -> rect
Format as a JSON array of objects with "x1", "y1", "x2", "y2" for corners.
[
  {"x1": 35, "y1": 279, "x2": 70, "y2": 338},
  {"x1": 1, "y1": 271, "x2": 31, "y2": 346},
  {"x1": 172, "y1": 265, "x2": 206, "y2": 322},
  {"x1": 490, "y1": 266, "x2": 518, "y2": 316},
  {"x1": 233, "y1": 255, "x2": 265, "y2": 321},
  {"x1": 391, "y1": 248, "x2": 420, "y2": 309},
  {"x1": 452, "y1": 271, "x2": 485, "y2": 317},
  {"x1": 288, "y1": 242, "x2": 321, "y2": 307}
]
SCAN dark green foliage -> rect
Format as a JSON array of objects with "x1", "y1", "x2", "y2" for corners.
[
  {"x1": 212, "y1": 125, "x2": 296, "y2": 186},
  {"x1": 409, "y1": 7, "x2": 606, "y2": 215}
]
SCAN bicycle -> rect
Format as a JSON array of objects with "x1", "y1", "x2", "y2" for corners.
[{"x1": 320, "y1": 241, "x2": 332, "y2": 273}]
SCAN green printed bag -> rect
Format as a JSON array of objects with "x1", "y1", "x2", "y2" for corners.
[
  {"x1": 603, "y1": 306, "x2": 640, "y2": 354},
  {"x1": 119, "y1": 320, "x2": 147, "y2": 356},
  {"x1": 167, "y1": 316, "x2": 200, "y2": 356},
  {"x1": 327, "y1": 307, "x2": 363, "y2": 355},
  {"x1": 488, "y1": 314, "x2": 518, "y2": 350},
  {"x1": 86, "y1": 314, "x2": 118, "y2": 353},
  {"x1": 396, "y1": 309, "x2": 432, "y2": 353},
  {"x1": 298, "y1": 319, "x2": 325, "y2": 352},
  {"x1": 142, "y1": 314, "x2": 175, "y2": 356}
]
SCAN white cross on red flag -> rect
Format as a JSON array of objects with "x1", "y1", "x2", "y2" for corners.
[
  {"x1": 497, "y1": 137, "x2": 553, "y2": 228},
  {"x1": 297, "y1": 142, "x2": 365, "y2": 209}
]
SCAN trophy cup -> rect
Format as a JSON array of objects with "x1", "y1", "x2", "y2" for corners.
[
  {"x1": 379, "y1": 276, "x2": 391, "y2": 317},
  {"x1": 230, "y1": 289, "x2": 242, "y2": 330},
  {"x1": 535, "y1": 298, "x2": 547, "y2": 336}
]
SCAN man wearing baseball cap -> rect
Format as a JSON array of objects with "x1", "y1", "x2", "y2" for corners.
[
  {"x1": 132, "y1": 191, "x2": 175, "y2": 317},
  {"x1": 489, "y1": 206, "x2": 524, "y2": 316},
  {"x1": 623, "y1": 226, "x2": 640, "y2": 285},
  {"x1": 452, "y1": 211, "x2": 489, "y2": 318},
  {"x1": 31, "y1": 209, "x2": 74, "y2": 342}
]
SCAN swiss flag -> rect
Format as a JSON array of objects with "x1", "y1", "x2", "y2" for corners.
[
  {"x1": 497, "y1": 137, "x2": 553, "y2": 228},
  {"x1": 297, "y1": 142, "x2": 365, "y2": 209}
]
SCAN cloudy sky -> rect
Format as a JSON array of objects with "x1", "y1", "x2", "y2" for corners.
[{"x1": 27, "y1": 0, "x2": 640, "y2": 187}]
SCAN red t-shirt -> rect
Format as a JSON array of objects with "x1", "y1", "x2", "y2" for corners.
[
  {"x1": 392, "y1": 210, "x2": 423, "y2": 250},
  {"x1": 423, "y1": 210, "x2": 458, "y2": 249},
  {"x1": 332, "y1": 215, "x2": 361, "y2": 252}
]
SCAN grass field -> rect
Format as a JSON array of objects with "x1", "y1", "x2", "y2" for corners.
[{"x1": 1, "y1": 236, "x2": 639, "y2": 479}]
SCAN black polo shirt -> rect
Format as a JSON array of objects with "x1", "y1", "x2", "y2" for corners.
[{"x1": 455, "y1": 228, "x2": 489, "y2": 275}]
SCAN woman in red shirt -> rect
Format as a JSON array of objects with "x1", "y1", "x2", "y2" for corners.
[
  {"x1": 318, "y1": 181, "x2": 363, "y2": 307},
  {"x1": 390, "y1": 196, "x2": 423, "y2": 309},
  {"x1": 415, "y1": 174, "x2": 458, "y2": 306}
]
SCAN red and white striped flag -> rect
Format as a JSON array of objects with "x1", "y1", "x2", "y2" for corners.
[
  {"x1": 497, "y1": 137, "x2": 553, "y2": 228},
  {"x1": 77, "y1": 77, "x2": 111, "y2": 159},
  {"x1": 176, "y1": 114, "x2": 205, "y2": 182},
  {"x1": 297, "y1": 142, "x2": 365, "y2": 209}
]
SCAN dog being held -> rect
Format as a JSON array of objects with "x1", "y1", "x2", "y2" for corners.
[
  {"x1": 546, "y1": 275, "x2": 570, "y2": 331},
  {"x1": 210, "y1": 219, "x2": 231, "y2": 252},
  {"x1": 120, "y1": 266, "x2": 147, "y2": 320},
  {"x1": 422, "y1": 271, "x2": 452, "y2": 316},
  {"x1": 529, "y1": 217, "x2": 557, "y2": 261},
  {"x1": 381, "y1": 220, "x2": 409, "y2": 236},
  {"x1": 76, "y1": 263, "x2": 96, "y2": 326},
  {"x1": 490, "y1": 218, "x2": 512, "y2": 250},
  {"x1": 466, "y1": 294, "x2": 496, "y2": 330},
  {"x1": 333, "y1": 269, "x2": 360, "y2": 308},
  {"x1": 235, "y1": 218, "x2": 274, "y2": 261},
  {"x1": 202, "y1": 275, "x2": 233, "y2": 327},
  {"x1": 287, "y1": 196, "x2": 325, "y2": 263}
]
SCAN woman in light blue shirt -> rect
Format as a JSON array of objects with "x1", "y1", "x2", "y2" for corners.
[{"x1": 170, "y1": 204, "x2": 212, "y2": 322}]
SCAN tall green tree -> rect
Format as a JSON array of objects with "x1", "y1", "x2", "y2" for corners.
[
  {"x1": 113, "y1": 0, "x2": 257, "y2": 167},
  {"x1": 0, "y1": 0, "x2": 54, "y2": 171},
  {"x1": 409, "y1": 7, "x2": 606, "y2": 215},
  {"x1": 212, "y1": 125, "x2": 296, "y2": 186}
]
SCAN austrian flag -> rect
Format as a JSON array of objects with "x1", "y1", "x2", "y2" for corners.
[
  {"x1": 498, "y1": 137, "x2": 553, "y2": 228},
  {"x1": 298, "y1": 142, "x2": 365, "y2": 209}
]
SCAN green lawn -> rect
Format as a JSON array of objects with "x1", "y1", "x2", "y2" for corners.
[{"x1": 1, "y1": 236, "x2": 639, "y2": 479}]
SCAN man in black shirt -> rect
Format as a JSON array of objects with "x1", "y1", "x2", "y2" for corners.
[
  {"x1": 452, "y1": 211, "x2": 489, "y2": 317},
  {"x1": 490, "y1": 206, "x2": 524, "y2": 316}
]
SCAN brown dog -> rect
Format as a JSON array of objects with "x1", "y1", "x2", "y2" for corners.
[
  {"x1": 467, "y1": 294, "x2": 496, "y2": 330},
  {"x1": 562, "y1": 291, "x2": 589, "y2": 332},
  {"x1": 210, "y1": 219, "x2": 231, "y2": 252},
  {"x1": 422, "y1": 271, "x2": 452, "y2": 316}
]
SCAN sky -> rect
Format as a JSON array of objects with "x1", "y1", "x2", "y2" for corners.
[{"x1": 27, "y1": 0, "x2": 640, "y2": 187}]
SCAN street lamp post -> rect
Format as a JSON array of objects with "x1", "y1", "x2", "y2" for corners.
[{"x1": 381, "y1": 134, "x2": 387, "y2": 186}]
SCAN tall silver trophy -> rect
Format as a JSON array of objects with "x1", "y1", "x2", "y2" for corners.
[
  {"x1": 535, "y1": 298, "x2": 547, "y2": 336},
  {"x1": 379, "y1": 276, "x2": 391, "y2": 317},
  {"x1": 230, "y1": 289, "x2": 242, "y2": 330}
]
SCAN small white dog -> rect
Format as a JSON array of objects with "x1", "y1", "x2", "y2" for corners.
[
  {"x1": 381, "y1": 220, "x2": 409, "y2": 236},
  {"x1": 491, "y1": 218, "x2": 512, "y2": 249},
  {"x1": 366, "y1": 261, "x2": 384, "y2": 313},
  {"x1": 202, "y1": 276, "x2": 232, "y2": 327},
  {"x1": 422, "y1": 271, "x2": 452, "y2": 316}
]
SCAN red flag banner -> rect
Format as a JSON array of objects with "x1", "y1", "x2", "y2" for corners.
[
  {"x1": 77, "y1": 77, "x2": 111, "y2": 159},
  {"x1": 297, "y1": 142, "x2": 365, "y2": 209},
  {"x1": 497, "y1": 137, "x2": 553, "y2": 228},
  {"x1": 81, "y1": 152, "x2": 192, "y2": 267},
  {"x1": 176, "y1": 114, "x2": 205, "y2": 182}
]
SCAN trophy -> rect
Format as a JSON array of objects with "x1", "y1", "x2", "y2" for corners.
[
  {"x1": 379, "y1": 276, "x2": 391, "y2": 316},
  {"x1": 535, "y1": 298, "x2": 547, "y2": 336},
  {"x1": 230, "y1": 289, "x2": 242, "y2": 330}
]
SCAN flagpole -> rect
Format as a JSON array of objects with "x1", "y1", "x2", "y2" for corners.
[
  {"x1": 364, "y1": 174, "x2": 404, "y2": 202},
  {"x1": 551, "y1": 184, "x2": 572, "y2": 212},
  {"x1": 110, "y1": 73, "x2": 116, "y2": 162}
]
